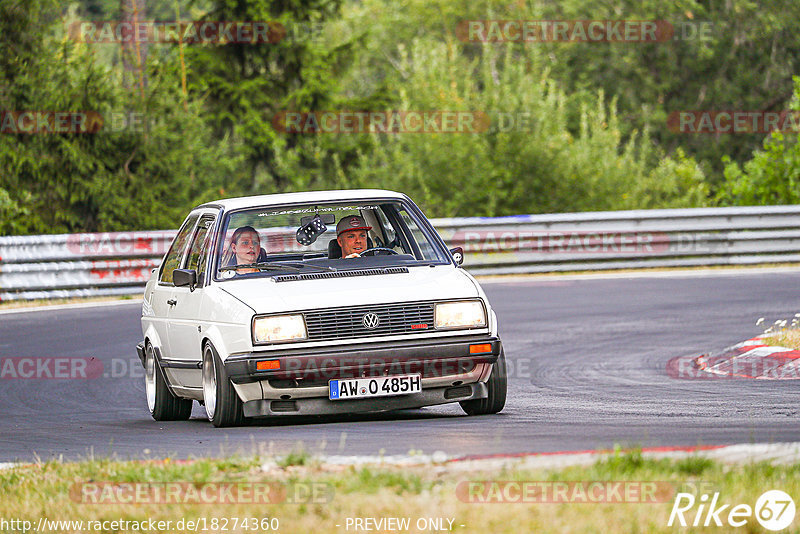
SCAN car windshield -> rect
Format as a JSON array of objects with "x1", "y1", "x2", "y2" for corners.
[{"x1": 214, "y1": 200, "x2": 449, "y2": 279}]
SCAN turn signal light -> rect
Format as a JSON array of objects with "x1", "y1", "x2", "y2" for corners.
[
  {"x1": 256, "y1": 360, "x2": 280, "y2": 371},
  {"x1": 469, "y1": 343, "x2": 492, "y2": 354}
]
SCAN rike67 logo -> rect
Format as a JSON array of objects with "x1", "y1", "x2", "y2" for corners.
[{"x1": 669, "y1": 490, "x2": 795, "y2": 531}]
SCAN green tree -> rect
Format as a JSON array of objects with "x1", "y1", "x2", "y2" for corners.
[
  {"x1": 716, "y1": 77, "x2": 800, "y2": 206},
  {"x1": 339, "y1": 41, "x2": 708, "y2": 217},
  {"x1": 341, "y1": 0, "x2": 800, "y2": 187},
  {"x1": 184, "y1": 0, "x2": 379, "y2": 195},
  {"x1": 0, "y1": 0, "x2": 239, "y2": 234}
]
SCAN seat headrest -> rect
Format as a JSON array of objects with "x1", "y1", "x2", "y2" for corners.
[{"x1": 327, "y1": 239, "x2": 342, "y2": 259}]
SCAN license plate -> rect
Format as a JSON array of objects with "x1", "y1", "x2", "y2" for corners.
[{"x1": 329, "y1": 374, "x2": 421, "y2": 400}]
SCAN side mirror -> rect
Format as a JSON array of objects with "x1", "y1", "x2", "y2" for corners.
[
  {"x1": 173, "y1": 269, "x2": 197, "y2": 290},
  {"x1": 450, "y1": 247, "x2": 464, "y2": 265}
]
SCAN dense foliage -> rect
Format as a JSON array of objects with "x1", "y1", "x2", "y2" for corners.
[{"x1": 1, "y1": 0, "x2": 798, "y2": 233}]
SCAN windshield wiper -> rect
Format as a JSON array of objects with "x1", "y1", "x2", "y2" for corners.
[
  {"x1": 219, "y1": 261, "x2": 336, "y2": 273},
  {"x1": 219, "y1": 262, "x2": 302, "y2": 272},
  {"x1": 272, "y1": 261, "x2": 336, "y2": 272}
]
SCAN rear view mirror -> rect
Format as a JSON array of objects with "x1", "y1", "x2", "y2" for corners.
[
  {"x1": 450, "y1": 247, "x2": 464, "y2": 265},
  {"x1": 300, "y1": 213, "x2": 335, "y2": 226}
]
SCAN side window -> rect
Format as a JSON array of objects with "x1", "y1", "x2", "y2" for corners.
[
  {"x1": 159, "y1": 213, "x2": 199, "y2": 284},
  {"x1": 186, "y1": 216, "x2": 215, "y2": 285},
  {"x1": 373, "y1": 208, "x2": 398, "y2": 249},
  {"x1": 398, "y1": 208, "x2": 442, "y2": 261}
]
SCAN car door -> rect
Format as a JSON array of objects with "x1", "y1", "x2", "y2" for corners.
[
  {"x1": 149, "y1": 212, "x2": 200, "y2": 359},
  {"x1": 165, "y1": 212, "x2": 218, "y2": 388}
]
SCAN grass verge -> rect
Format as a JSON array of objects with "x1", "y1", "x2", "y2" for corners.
[
  {"x1": 762, "y1": 328, "x2": 800, "y2": 350},
  {"x1": 1, "y1": 451, "x2": 797, "y2": 533}
]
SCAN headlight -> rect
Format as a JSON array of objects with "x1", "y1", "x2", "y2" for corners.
[
  {"x1": 434, "y1": 300, "x2": 486, "y2": 330},
  {"x1": 252, "y1": 314, "x2": 307, "y2": 344}
]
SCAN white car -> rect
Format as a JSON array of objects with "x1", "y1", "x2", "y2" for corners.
[{"x1": 137, "y1": 189, "x2": 506, "y2": 427}]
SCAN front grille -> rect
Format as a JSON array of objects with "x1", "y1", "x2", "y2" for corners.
[{"x1": 304, "y1": 302, "x2": 435, "y2": 341}]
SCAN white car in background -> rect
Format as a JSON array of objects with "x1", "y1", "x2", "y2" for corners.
[{"x1": 137, "y1": 189, "x2": 506, "y2": 427}]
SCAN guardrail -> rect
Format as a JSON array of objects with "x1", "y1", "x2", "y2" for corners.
[
  {"x1": 0, "y1": 231, "x2": 176, "y2": 301},
  {"x1": 2, "y1": 206, "x2": 800, "y2": 301}
]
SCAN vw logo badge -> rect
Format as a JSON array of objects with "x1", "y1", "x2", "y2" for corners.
[{"x1": 362, "y1": 312, "x2": 380, "y2": 329}]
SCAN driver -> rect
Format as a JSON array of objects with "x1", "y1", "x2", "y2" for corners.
[{"x1": 336, "y1": 215, "x2": 371, "y2": 258}]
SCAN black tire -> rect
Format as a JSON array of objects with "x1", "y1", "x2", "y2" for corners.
[
  {"x1": 202, "y1": 342, "x2": 246, "y2": 427},
  {"x1": 460, "y1": 348, "x2": 507, "y2": 415},
  {"x1": 145, "y1": 342, "x2": 192, "y2": 421}
]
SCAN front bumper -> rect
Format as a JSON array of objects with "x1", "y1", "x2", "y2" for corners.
[
  {"x1": 225, "y1": 335, "x2": 501, "y2": 416},
  {"x1": 224, "y1": 334, "x2": 501, "y2": 384},
  {"x1": 243, "y1": 382, "x2": 489, "y2": 417}
]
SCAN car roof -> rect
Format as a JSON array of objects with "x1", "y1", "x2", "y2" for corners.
[{"x1": 196, "y1": 189, "x2": 407, "y2": 211}]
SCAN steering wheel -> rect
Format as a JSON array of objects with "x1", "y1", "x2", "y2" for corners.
[{"x1": 358, "y1": 247, "x2": 399, "y2": 257}]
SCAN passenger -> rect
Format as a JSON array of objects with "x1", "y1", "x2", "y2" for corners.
[
  {"x1": 336, "y1": 215, "x2": 371, "y2": 258},
  {"x1": 227, "y1": 225, "x2": 262, "y2": 273}
]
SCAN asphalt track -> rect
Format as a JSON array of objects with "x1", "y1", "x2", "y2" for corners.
[{"x1": 1, "y1": 269, "x2": 799, "y2": 462}]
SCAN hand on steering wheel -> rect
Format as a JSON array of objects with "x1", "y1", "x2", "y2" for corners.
[{"x1": 357, "y1": 247, "x2": 399, "y2": 257}]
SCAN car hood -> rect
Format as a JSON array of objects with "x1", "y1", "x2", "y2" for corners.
[{"x1": 218, "y1": 265, "x2": 479, "y2": 314}]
